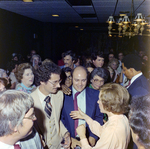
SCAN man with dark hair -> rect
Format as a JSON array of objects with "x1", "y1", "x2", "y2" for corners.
[
  {"x1": 31, "y1": 62, "x2": 70, "y2": 149},
  {"x1": 122, "y1": 54, "x2": 149, "y2": 97},
  {"x1": 89, "y1": 67, "x2": 109, "y2": 90},
  {"x1": 108, "y1": 52, "x2": 114, "y2": 62},
  {"x1": 60, "y1": 50, "x2": 76, "y2": 69},
  {"x1": 91, "y1": 51, "x2": 105, "y2": 68},
  {"x1": 61, "y1": 66, "x2": 103, "y2": 149}
]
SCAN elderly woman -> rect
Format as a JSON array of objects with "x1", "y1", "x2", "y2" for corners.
[
  {"x1": 129, "y1": 95, "x2": 150, "y2": 149},
  {"x1": 70, "y1": 83, "x2": 130, "y2": 149},
  {"x1": 108, "y1": 58, "x2": 119, "y2": 82},
  {"x1": 89, "y1": 67, "x2": 109, "y2": 90},
  {"x1": 15, "y1": 63, "x2": 35, "y2": 94}
]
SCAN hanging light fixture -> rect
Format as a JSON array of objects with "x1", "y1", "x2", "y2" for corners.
[
  {"x1": 106, "y1": 16, "x2": 115, "y2": 36},
  {"x1": 106, "y1": 0, "x2": 147, "y2": 38}
]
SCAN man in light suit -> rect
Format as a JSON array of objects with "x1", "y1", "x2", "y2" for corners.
[
  {"x1": 61, "y1": 66, "x2": 103, "y2": 148},
  {"x1": 31, "y1": 62, "x2": 70, "y2": 149},
  {"x1": 122, "y1": 54, "x2": 149, "y2": 97}
]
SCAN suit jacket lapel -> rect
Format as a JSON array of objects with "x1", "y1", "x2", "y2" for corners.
[{"x1": 33, "y1": 89, "x2": 47, "y2": 134}]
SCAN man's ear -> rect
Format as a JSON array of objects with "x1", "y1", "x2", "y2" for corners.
[
  {"x1": 40, "y1": 81, "x2": 45, "y2": 85},
  {"x1": 129, "y1": 68, "x2": 136, "y2": 74}
]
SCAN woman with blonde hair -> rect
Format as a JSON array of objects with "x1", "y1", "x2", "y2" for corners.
[
  {"x1": 70, "y1": 83, "x2": 130, "y2": 149},
  {"x1": 108, "y1": 58, "x2": 119, "y2": 82}
]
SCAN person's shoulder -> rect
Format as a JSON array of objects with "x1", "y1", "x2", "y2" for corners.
[
  {"x1": 15, "y1": 83, "x2": 23, "y2": 90},
  {"x1": 133, "y1": 75, "x2": 149, "y2": 87},
  {"x1": 60, "y1": 65, "x2": 65, "y2": 69},
  {"x1": 56, "y1": 90, "x2": 63, "y2": 96},
  {"x1": 106, "y1": 115, "x2": 129, "y2": 132},
  {"x1": 138, "y1": 74, "x2": 147, "y2": 81},
  {"x1": 52, "y1": 90, "x2": 63, "y2": 98},
  {"x1": 86, "y1": 87, "x2": 99, "y2": 100},
  {"x1": 30, "y1": 87, "x2": 38, "y2": 96},
  {"x1": 86, "y1": 86, "x2": 99, "y2": 94}
]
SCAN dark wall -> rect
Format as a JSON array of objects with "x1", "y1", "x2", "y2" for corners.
[
  {"x1": 0, "y1": 8, "x2": 43, "y2": 68},
  {"x1": 0, "y1": 8, "x2": 149, "y2": 68}
]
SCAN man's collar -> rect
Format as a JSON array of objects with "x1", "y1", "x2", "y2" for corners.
[{"x1": 130, "y1": 72, "x2": 143, "y2": 85}]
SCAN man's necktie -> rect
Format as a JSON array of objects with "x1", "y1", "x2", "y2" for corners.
[
  {"x1": 125, "y1": 80, "x2": 131, "y2": 88},
  {"x1": 74, "y1": 92, "x2": 80, "y2": 136},
  {"x1": 14, "y1": 144, "x2": 21, "y2": 149},
  {"x1": 44, "y1": 96, "x2": 52, "y2": 119}
]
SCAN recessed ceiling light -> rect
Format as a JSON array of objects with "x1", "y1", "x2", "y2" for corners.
[
  {"x1": 23, "y1": 0, "x2": 33, "y2": 2},
  {"x1": 52, "y1": 14, "x2": 59, "y2": 17},
  {"x1": 80, "y1": 29, "x2": 84, "y2": 30},
  {"x1": 75, "y1": 26, "x2": 79, "y2": 28}
]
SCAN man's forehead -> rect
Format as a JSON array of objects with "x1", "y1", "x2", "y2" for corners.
[
  {"x1": 64, "y1": 55, "x2": 72, "y2": 59},
  {"x1": 49, "y1": 73, "x2": 60, "y2": 80},
  {"x1": 73, "y1": 72, "x2": 87, "y2": 79},
  {"x1": 96, "y1": 56, "x2": 104, "y2": 60}
]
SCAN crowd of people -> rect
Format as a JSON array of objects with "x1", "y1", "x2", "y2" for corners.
[{"x1": 0, "y1": 49, "x2": 149, "y2": 149}]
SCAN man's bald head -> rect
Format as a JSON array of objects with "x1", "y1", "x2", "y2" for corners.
[
  {"x1": 72, "y1": 66, "x2": 87, "y2": 77},
  {"x1": 72, "y1": 66, "x2": 87, "y2": 92}
]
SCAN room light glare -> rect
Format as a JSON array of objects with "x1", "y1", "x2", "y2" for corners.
[{"x1": 52, "y1": 14, "x2": 59, "y2": 17}]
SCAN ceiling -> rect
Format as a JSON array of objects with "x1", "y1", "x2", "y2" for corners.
[{"x1": 0, "y1": 0, "x2": 149, "y2": 24}]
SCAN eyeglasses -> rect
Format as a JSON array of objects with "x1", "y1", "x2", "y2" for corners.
[
  {"x1": 48, "y1": 80, "x2": 62, "y2": 86},
  {"x1": 93, "y1": 79, "x2": 104, "y2": 84},
  {"x1": 23, "y1": 112, "x2": 36, "y2": 120}
]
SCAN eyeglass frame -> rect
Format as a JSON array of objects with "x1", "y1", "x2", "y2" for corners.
[
  {"x1": 48, "y1": 79, "x2": 62, "y2": 86},
  {"x1": 23, "y1": 111, "x2": 36, "y2": 120},
  {"x1": 93, "y1": 78, "x2": 104, "y2": 84}
]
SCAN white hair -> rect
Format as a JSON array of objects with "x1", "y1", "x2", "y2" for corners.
[{"x1": 0, "y1": 90, "x2": 34, "y2": 136}]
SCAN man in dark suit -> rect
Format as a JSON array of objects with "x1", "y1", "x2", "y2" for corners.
[
  {"x1": 122, "y1": 54, "x2": 149, "y2": 149},
  {"x1": 61, "y1": 66, "x2": 103, "y2": 148},
  {"x1": 122, "y1": 54, "x2": 149, "y2": 97}
]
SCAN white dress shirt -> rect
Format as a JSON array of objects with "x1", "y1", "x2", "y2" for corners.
[
  {"x1": 127, "y1": 72, "x2": 142, "y2": 88},
  {"x1": 72, "y1": 86, "x2": 86, "y2": 127}
]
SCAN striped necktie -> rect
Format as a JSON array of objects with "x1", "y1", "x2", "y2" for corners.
[{"x1": 44, "y1": 96, "x2": 52, "y2": 118}]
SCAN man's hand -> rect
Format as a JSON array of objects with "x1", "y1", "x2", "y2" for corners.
[
  {"x1": 76, "y1": 124, "x2": 86, "y2": 140},
  {"x1": 61, "y1": 84, "x2": 71, "y2": 95},
  {"x1": 61, "y1": 132, "x2": 71, "y2": 149},
  {"x1": 71, "y1": 137, "x2": 81, "y2": 149},
  {"x1": 88, "y1": 136, "x2": 96, "y2": 147}
]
